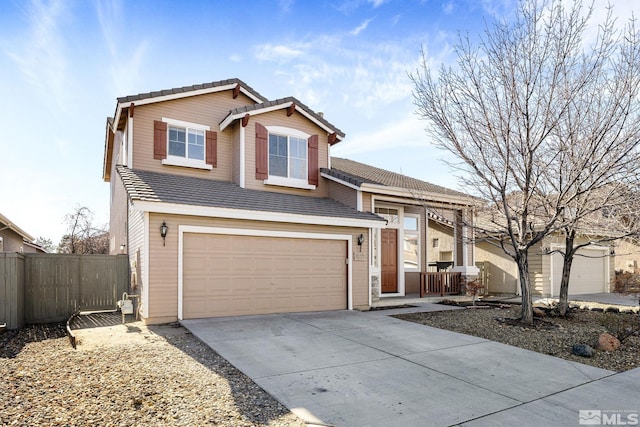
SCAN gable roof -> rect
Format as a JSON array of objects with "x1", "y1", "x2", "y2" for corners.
[
  {"x1": 323, "y1": 157, "x2": 471, "y2": 202},
  {"x1": 116, "y1": 78, "x2": 268, "y2": 106},
  {"x1": 0, "y1": 212, "x2": 34, "y2": 242},
  {"x1": 219, "y1": 96, "x2": 345, "y2": 142},
  {"x1": 116, "y1": 166, "x2": 384, "y2": 226}
]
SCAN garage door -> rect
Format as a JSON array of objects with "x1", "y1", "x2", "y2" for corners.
[
  {"x1": 182, "y1": 233, "x2": 348, "y2": 319},
  {"x1": 552, "y1": 247, "x2": 607, "y2": 296}
]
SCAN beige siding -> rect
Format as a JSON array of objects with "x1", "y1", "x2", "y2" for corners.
[
  {"x1": 128, "y1": 205, "x2": 144, "y2": 303},
  {"x1": 232, "y1": 123, "x2": 241, "y2": 184},
  {"x1": 529, "y1": 242, "x2": 546, "y2": 295},
  {"x1": 145, "y1": 213, "x2": 369, "y2": 324},
  {"x1": 327, "y1": 181, "x2": 357, "y2": 210},
  {"x1": 427, "y1": 222, "x2": 455, "y2": 263},
  {"x1": 475, "y1": 241, "x2": 519, "y2": 294},
  {"x1": 131, "y1": 91, "x2": 256, "y2": 181},
  {"x1": 243, "y1": 111, "x2": 330, "y2": 197},
  {"x1": 362, "y1": 192, "x2": 373, "y2": 213},
  {"x1": 614, "y1": 239, "x2": 640, "y2": 273},
  {"x1": 0, "y1": 229, "x2": 25, "y2": 253},
  {"x1": 109, "y1": 173, "x2": 128, "y2": 255}
]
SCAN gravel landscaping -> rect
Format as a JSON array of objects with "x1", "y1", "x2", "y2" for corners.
[
  {"x1": 395, "y1": 303, "x2": 640, "y2": 372},
  {"x1": 2, "y1": 302, "x2": 639, "y2": 426},
  {"x1": 0, "y1": 319, "x2": 304, "y2": 427}
]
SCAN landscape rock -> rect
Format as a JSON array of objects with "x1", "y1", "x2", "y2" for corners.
[
  {"x1": 597, "y1": 333, "x2": 621, "y2": 352},
  {"x1": 533, "y1": 307, "x2": 546, "y2": 318},
  {"x1": 572, "y1": 344, "x2": 595, "y2": 357}
]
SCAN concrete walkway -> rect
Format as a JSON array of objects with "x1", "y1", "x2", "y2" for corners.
[{"x1": 182, "y1": 307, "x2": 640, "y2": 427}]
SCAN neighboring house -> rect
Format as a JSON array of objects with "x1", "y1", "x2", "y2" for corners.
[
  {"x1": 613, "y1": 237, "x2": 640, "y2": 273},
  {"x1": 476, "y1": 235, "x2": 614, "y2": 297},
  {"x1": 103, "y1": 78, "x2": 477, "y2": 324},
  {"x1": 0, "y1": 212, "x2": 46, "y2": 253}
]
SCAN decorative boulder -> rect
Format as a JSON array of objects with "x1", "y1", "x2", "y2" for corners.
[
  {"x1": 533, "y1": 307, "x2": 546, "y2": 318},
  {"x1": 596, "y1": 333, "x2": 621, "y2": 352},
  {"x1": 572, "y1": 344, "x2": 594, "y2": 358}
]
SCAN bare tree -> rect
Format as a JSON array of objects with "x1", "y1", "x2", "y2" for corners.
[
  {"x1": 33, "y1": 237, "x2": 55, "y2": 253},
  {"x1": 411, "y1": 0, "x2": 640, "y2": 324},
  {"x1": 58, "y1": 205, "x2": 109, "y2": 254}
]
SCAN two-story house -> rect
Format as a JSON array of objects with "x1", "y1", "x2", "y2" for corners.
[{"x1": 103, "y1": 78, "x2": 477, "y2": 324}]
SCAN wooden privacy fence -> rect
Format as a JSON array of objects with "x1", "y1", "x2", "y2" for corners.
[
  {"x1": 1, "y1": 253, "x2": 128, "y2": 330},
  {"x1": 420, "y1": 271, "x2": 463, "y2": 297}
]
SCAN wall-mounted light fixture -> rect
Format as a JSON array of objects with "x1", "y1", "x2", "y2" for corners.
[
  {"x1": 357, "y1": 234, "x2": 364, "y2": 252},
  {"x1": 119, "y1": 243, "x2": 126, "y2": 253},
  {"x1": 160, "y1": 221, "x2": 168, "y2": 246}
]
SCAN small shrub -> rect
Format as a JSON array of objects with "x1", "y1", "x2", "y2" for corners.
[
  {"x1": 613, "y1": 271, "x2": 640, "y2": 294},
  {"x1": 465, "y1": 279, "x2": 485, "y2": 306},
  {"x1": 600, "y1": 312, "x2": 640, "y2": 342}
]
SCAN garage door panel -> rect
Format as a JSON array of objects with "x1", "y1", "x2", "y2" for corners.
[
  {"x1": 552, "y1": 248, "x2": 606, "y2": 296},
  {"x1": 183, "y1": 233, "x2": 347, "y2": 319}
]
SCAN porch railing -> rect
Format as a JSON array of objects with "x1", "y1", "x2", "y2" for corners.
[{"x1": 420, "y1": 272, "x2": 463, "y2": 297}]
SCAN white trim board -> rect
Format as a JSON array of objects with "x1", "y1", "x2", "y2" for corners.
[
  {"x1": 177, "y1": 225, "x2": 354, "y2": 320},
  {"x1": 131, "y1": 200, "x2": 383, "y2": 228}
]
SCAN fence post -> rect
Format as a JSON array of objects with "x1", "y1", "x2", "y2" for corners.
[{"x1": 1, "y1": 253, "x2": 25, "y2": 330}]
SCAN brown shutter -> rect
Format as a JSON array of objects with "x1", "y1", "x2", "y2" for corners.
[
  {"x1": 308, "y1": 134, "x2": 319, "y2": 186},
  {"x1": 153, "y1": 120, "x2": 167, "y2": 160},
  {"x1": 255, "y1": 122, "x2": 268, "y2": 179},
  {"x1": 206, "y1": 130, "x2": 217, "y2": 167}
]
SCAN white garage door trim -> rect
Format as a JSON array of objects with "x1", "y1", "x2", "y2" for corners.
[
  {"x1": 549, "y1": 244, "x2": 609, "y2": 297},
  {"x1": 177, "y1": 225, "x2": 353, "y2": 320}
]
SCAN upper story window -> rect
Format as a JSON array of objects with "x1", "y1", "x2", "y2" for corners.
[
  {"x1": 269, "y1": 133, "x2": 307, "y2": 180},
  {"x1": 154, "y1": 118, "x2": 215, "y2": 170},
  {"x1": 169, "y1": 126, "x2": 205, "y2": 161},
  {"x1": 257, "y1": 125, "x2": 317, "y2": 190}
]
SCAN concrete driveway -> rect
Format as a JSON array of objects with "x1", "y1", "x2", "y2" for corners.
[{"x1": 182, "y1": 308, "x2": 639, "y2": 427}]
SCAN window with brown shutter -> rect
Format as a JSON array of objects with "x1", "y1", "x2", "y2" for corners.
[
  {"x1": 255, "y1": 122, "x2": 268, "y2": 179},
  {"x1": 206, "y1": 130, "x2": 217, "y2": 167},
  {"x1": 307, "y1": 134, "x2": 319, "y2": 186},
  {"x1": 154, "y1": 120, "x2": 167, "y2": 160}
]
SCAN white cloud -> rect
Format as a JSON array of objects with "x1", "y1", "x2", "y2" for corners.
[
  {"x1": 255, "y1": 43, "x2": 307, "y2": 62},
  {"x1": 350, "y1": 18, "x2": 373, "y2": 36},
  {"x1": 442, "y1": 1, "x2": 454, "y2": 15},
  {"x1": 95, "y1": 0, "x2": 148, "y2": 96},
  {"x1": 5, "y1": 0, "x2": 70, "y2": 112},
  {"x1": 229, "y1": 54, "x2": 242, "y2": 63},
  {"x1": 278, "y1": 0, "x2": 294, "y2": 13},
  {"x1": 368, "y1": 0, "x2": 386, "y2": 8},
  {"x1": 332, "y1": 116, "x2": 428, "y2": 156}
]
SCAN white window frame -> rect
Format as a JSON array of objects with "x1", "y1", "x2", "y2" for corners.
[
  {"x1": 161, "y1": 117, "x2": 212, "y2": 170},
  {"x1": 263, "y1": 126, "x2": 314, "y2": 190},
  {"x1": 403, "y1": 214, "x2": 420, "y2": 272}
]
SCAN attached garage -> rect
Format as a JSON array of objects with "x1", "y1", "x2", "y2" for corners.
[
  {"x1": 180, "y1": 228, "x2": 350, "y2": 319},
  {"x1": 551, "y1": 246, "x2": 609, "y2": 296}
]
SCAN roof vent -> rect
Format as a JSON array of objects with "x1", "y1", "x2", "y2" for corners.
[{"x1": 318, "y1": 112, "x2": 324, "y2": 118}]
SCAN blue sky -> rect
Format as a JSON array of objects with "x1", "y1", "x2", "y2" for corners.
[{"x1": 0, "y1": 0, "x2": 637, "y2": 246}]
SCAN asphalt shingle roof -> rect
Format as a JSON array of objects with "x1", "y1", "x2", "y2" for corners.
[
  {"x1": 116, "y1": 78, "x2": 268, "y2": 104},
  {"x1": 116, "y1": 166, "x2": 384, "y2": 223},
  {"x1": 325, "y1": 157, "x2": 470, "y2": 199}
]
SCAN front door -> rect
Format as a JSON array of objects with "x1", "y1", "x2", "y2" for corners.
[{"x1": 381, "y1": 228, "x2": 398, "y2": 293}]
